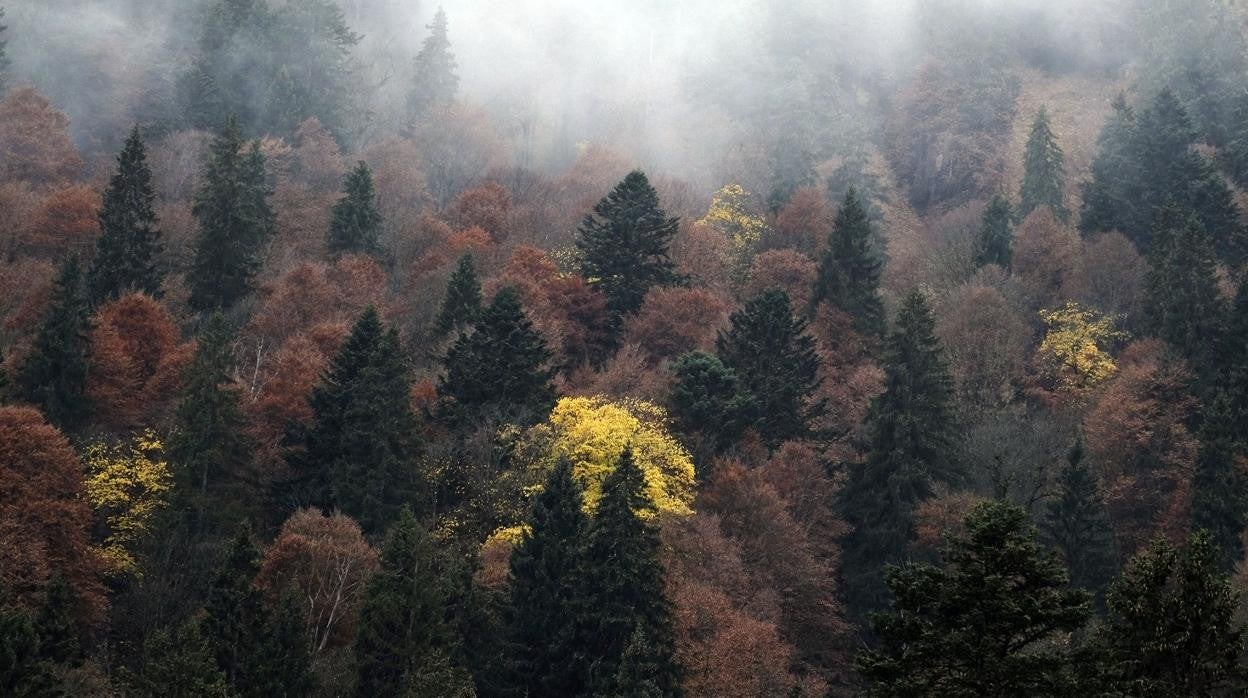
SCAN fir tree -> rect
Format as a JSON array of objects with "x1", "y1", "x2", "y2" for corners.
[
  {"x1": 169, "y1": 312, "x2": 253, "y2": 534},
  {"x1": 716, "y1": 289, "x2": 823, "y2": 448},
  {"x1": 0, "y1": 589, "x2": 49, "y2": 696},
  {"x1": 134, "y1": 618, "x2": 230, "y2": 698},
  {"x1": 667, "y1": 351, "x2": 756, "y2": 463},
  {"x1": 571, "y1": 450, "x2": 682, "y2": 696},
  {"x1": 857, "y1": 501, "x2": 1091, "y2": 695},
  {"x1": 289, "y1": 306, "x2": 418, "y2": 534},
  {"x1": 1019, "y1": 106, "x2": 1068, "y2": 221},
  {"x1": 328, "y1": 161, "x2": 383, "y2": 255},
  {"x1": 1144, "y1": 207, "x2": 1226, "y2": 378},
  {"x1": 88, "y1": 126, "x2": 163, "y2": 304},
  {"x1": 250, "y1": 586, "x2": 315, "y2": 698},
  {"x1": 16, "y1": 256, "x2": 90, "y2": 431},
  {"x1": 439, "y1": 287, "x2": 557, "y2": 425},
  {"x1": 1225, "y1": 277, "x2": 1248, "y2": 416},
  {"x1": 203, "y1": 525, "x2": 266, "y2": 691},
  {"x1": 812, "y1": 187, "x2": 885, "y2": 336},
  {"x1": 608, "y1": 626, "x2": 667, "y2": 698},
  {"x1": 408, "y1": 6, "x2": 458, "y2": 120},
  {"x1": 506, "y1": 457, "x2": 589, "y2": 696},
  {"x1": 974, "y1": 194, "x2": 1014, "y2": 269},
  {"x1": 1080, "y1": 94, "x2": 1140, "y2": 239},
  {"x1": 1191, "y1": 392, "x2": 1248, "y2": 571},
  {"x1": 435, "y1": 253, "x2": 482, "y2": 335},
  {"x1": 34, "y1": 573, "x2": 79, "y2": 667},
  {"x1": 188, "y1": 117, "x2": 275, "y2": 311},
  {"x1": 0, "y1": 7, "x2": 9, "y2": 95},
  {"x1": 1043, "y1": 434, "x2": 1117, "y2": 600},
  {"x1": 577, "y1": 170, "x2": 681, "y2": 321},
  {"x1": 842, "y1": 290, "x2": 958, "y2": 618}
]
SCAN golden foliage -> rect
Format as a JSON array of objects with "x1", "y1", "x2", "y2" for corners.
[
  {"x1": 82, "y1": 431, "x2": 172, "y2": 576},
  {"x1": 699, "y1": 184, "x2": 769, "y2": 280},
  {"x1": 1034, "y1": 302, "x2": 1125, "y2": 396}
]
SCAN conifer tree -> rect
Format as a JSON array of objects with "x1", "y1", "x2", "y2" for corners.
[
  {"x1": 250, "y1": 586, "x2": 315, "y2": 697},
  {"x1": 353, "y1": 506, "x2": 470, "y2": 697},
  {"x1": 34, "y1": 574, "x2": 80, "y2": 667},
  {"x1": 609, "y1": 626, "x2": 667, "y2": 698},
  {"x1": 571, "y1": 450, "x2": 682, "y2": 696},
  {"x1": 435, "y1": 253, "x2": 482, "y2": 335},
  {"x1": 439, "y1": 287, "x2": 556, "y2": 425},
  {"x1": 974, "y1": 194, "x2": 1014, "y2": 268},
  {"x1": 1144, "y1": 208, "x2": 1225, "y2": 376},
  {"x1": 716, "y1": 289, "x2": 823, "y2": 448},
  {"x1": 1226, "y1": 278, "x2": 1248, "y2": 416},
  {"x1": 577, "y1": 170, "x2": 681, "y2": 322},
  {"x1": 88, "y1": 126, "x2": 163, "y2": 304},
  {"x1": 1080, "y1": 94, "x2": 1140, "y2": 239},
  {"x1": 408, "y1": 7, "x2": 458, "y2": 120},
  {"x1": 134, "y1": 618, "x2": 230, "y2": 698},
  {"x1": 667, "y1": 351, "x2": 756, "y2": 461},
  {"x1": 0, "y1": 588, "x2": 49, "y2": 696},
  {"x1": 203, "y1": 525, "x2": 266, "y2": 691},
  {"x1": 1019, "y1": 106, "x2": 1068, "y2": 221},
  {"x1": 812, "y1": 187, "x2": 885, "y2": 336},
  {"x1": 327, "y1": 161, "x2": 382, "y2": 255},
  {"x1": 188, "y1": 117, "x2": 275, "y2": 311},
  {"x1": 16, "y1": 256, "x2": 89, "y2": 431},
  {"x1": 842, "y1": 290, "x2": 958, "y2": 618},
  {"x1": 1044, "y1": 434, "x2": 1117, "y2": 599},
  {"x1": 0, "y1": 8, "x2": 9, "y2": 95},
  {"x1": 857, "y1": 501, "x2": 1091, "y2": 695},
  {"x1": 1191, "y1": 392, "x2": 1248, "y2": 571},
  {"x1": 506, "y1": 457, "x2": 589, "y2": 696},
  {"x1": 289, "y1": 306, "x2": 418, "y2": 534},
  {"x1": 169, "y1": 312, "x2": 253, "y2": 534}
]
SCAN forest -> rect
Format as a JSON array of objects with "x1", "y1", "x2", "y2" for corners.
[{"x1": 2, "y1": 0, "x2": 1248, "y2": 695}]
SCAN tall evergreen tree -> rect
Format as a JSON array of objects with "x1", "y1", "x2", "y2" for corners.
[
  {"x1": 1144, "y1": 207, "x2": 1226, "y2": 378},
  {"x1": 439, "y1": 287, "x2": 556, "y2": 425},
  {"x1": 0, "y1": 586, "x2": 50, "y2": 696},
  {"x1": 88, "y1": 126, "x2": 163, "y2": 304},
  {"x1": 16, "y1": 256, "x2": 90, "y2": 431},
  {"x1": 169, "y1": 312, "x2": 253, "y2": 534},
  {"x1": 1019, "y1": 106, "x2": 1068, "y2": 221},
  {"x1": 250, "y1": 586, "x2": 315, "y2": 698},
  {"x1": 715, "y1": 289, "x2": 823, "y2": 447},
  {"x1": 667, "y1": 351, "x2": 756, "y2": 463},
  {"x1": 134, "y1": 618, "x2": 230, "y2": 698},
  {"x1": 571, "y1": 450, "x2": 682, "y2": 696},
  {"x1": 1080, "y1": 94, "x2": 1140, "y2": 239},
  {"x1": 34, "y1": 574, "x2": 80, "y2": 667},
  {"x1": 1191, "y1": 392, "x2": 1248, "y2": 571},
  {"x1": 203, "y1": 525, "x2": 266, "y2": 691},
  {"x1": 435, "y1": 253, "x2": 482, "y2": 336},
  {"x1": 577, "y1": 170, "x2": 681, "y2": 322},
  {"x1": 974, "y1": 193, "x2": 1014, "y2": 268},
  {"x1": 289, "y1": 306, "x2": 418, "y2": 534},
  {"x1": 1044, "y1": 434, "x2": 1117, "y2": 599},
  {"x1": 0, "y1": 7, "x2": 9, "y2": 95},
  {"x1": 506, "y1": 457, "x2": 589, "y2": 696},
  {"x1": 327, "y1": 161, "x2": 382, "y2": 255},
  {"x1": 842, "y1": 290, "x2": 958, "y2": 618},
  {"x1": 857, "y1": 501, "x2": 1091, "y2": 695},
  {"x1": 1226, "y1": 277, "x2": 1248, "y2": 416},
  {"x1": 188, "y1": 117, "x2": 275, "y2": 312},
  {"x1": 408, "y1": 6, "x2": 458, "y2": 120},
  {"x1": 812, "y1": 187, "x2": 885, "y2": 336}
]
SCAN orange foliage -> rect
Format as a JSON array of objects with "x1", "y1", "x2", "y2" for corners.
[
  {"x1": 1012, "y1": 208, "x2": 1081, "y2": 309},
  {"x1": 250, "y1": 255, "x2": 387, "y2": 345},
  {"x1": 622, "y1": 286, "x2": 729, "y2": 365},
  {"x1": 672, "y1": 221, "x2": 733, "y2": 293},
  {"x1": 290, "y1": 117, "x2": 347, "y2": 194},
  {"x1": 86, "y1": 293, "x2": 185, "y2": 430},
  {"x1": 0, "y1": 87, "x2": 84, "y2": 188},
  {"x1": 22, "y1": 184, "x2": 99, "y2": 258},
  {"x1": 743, "y1": 249, "x2": 817, "y2": 312},
  {"x1": 769, "y1": 186, "x2": 828, "y2": 255},
  {"x1": 450, "y1": 181, "x2": 511, "y2": 240}
]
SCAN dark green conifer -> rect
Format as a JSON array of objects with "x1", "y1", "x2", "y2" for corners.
[
  {"x1": 1225, "y1": 278, "x2": 1248, "y2": 416},
  {"x1": 974, "y1": 194, "x2": 1014, "y2": 268},
  {"x1": 0, "y1": 589, "x2": 49, "y2": 696},
  {"x1": 812, "y1": 187, "x2": 885, "y2": 337},
  {"x1": 408, "y1": 7, "x2": 458, "y2": 120},
  {"x1": 188, "y1": 117, "x2": 275, "y2": 311},
  {"x1": 1144, "y1": 208, "x2": 1226, "y2": 377},
  {"x1": 0, "y1": 8, "x2": 9, "y2": 94},
  {"x1": 134, "y1": 618, "x2": 231, "y2": 698},
  {"x1": 667, "y1": 351, "x2": 756, "y2": 463},
  {"x1": 608, "y1": 626, "x2": 667, "y2": 698},
  {"x1": 435, "y1": 253, "x2": 482, "y2": 335},
  {"x1": 1080, "y1": 94, "x2": 1140, "y2": 239},
  {"x1": 716, "y1": 289, "x2": 823, "y2": 448},
  {"x1": 1019, "y1": 107, "x2": 1068, "y2": 221},
  {"x1": 327, "y1": 161, "x2": 382, "y2": 255},
  {"x1": 203, "y1": 525, "x2": 266, "y2": 690},
  {"x1": 1191, "y1": 392, "x2": 1248, "y2": 571},
  {"x1": 34, "y1": 573, "x2": 80, "y2": 667},
  {"x1": 16, "y1": 256, "x2": 90, "y2": 431},
  {"x1": 1043, "y1": 434, "x2": 1117, "y2": 599},
  {"x1": 251, "y1": 586, "x2": 315, "y2": 697},
  {"x1": 577, "y1": 170, "x2": 681, "y2": 321},
  {"x1": 88, "y1": 126, "x2": 163, "y2": 304}
]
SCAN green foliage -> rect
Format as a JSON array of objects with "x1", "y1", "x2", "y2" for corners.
[
  {"x1": 577, "y1": 170, "x2": 681, "y2": 321},
  {"x1": 813, "y1": 187, "x2": 885, "y2": 336},
  {"x1": 857, "y1": 501, "x2": 1091, "y2": 696},
  {"x1": 328, "y1": 161, "x2": 383, "y2": 255},
  {"x1": 16, "y1": 256, "x2": 89, "y2": 431},
  {"x1": 974, "y1": 193, "x2": 1013, "y2": 268},
  {"x1": 290, "y1": 306, "x2": 419, "y2": 534},
  {"x1": 667, "y1": 351, "x2": 756, "y2": 462},
  {"x1": 716, "y1": 289, "x2": 823, "y2": 447},
  {"x1": 1144, "y1": 207, "x2": 1226, "y2": 378},
  {"x1": 1191, "y1": 392, "x2": 1248, "y2": 570},
  {"x1": 408, "y1": 7, "x2": 459, "y2": 120},
  {"x1": 1226, "y1": 278, "x2": 1248, "y2": 416},
  {"x1": 0, "y1": 7, "x2": 9, "y2": 94},
  {"x1": 188, "y1": 117, "x2": 275, "y2": 312},
  {"x1": 0, "y1": 591, "x2": 51, "y2": 697},
  {"x1": 34, "y1": 574, "x2": 80, "y2": 667},
  {"x1": 250, "y1": 586, "x2": 315, "y2": 698},
  {"x1": 1043, "y1": 435, "x2": 1117, "y2": 599},
  {"x1": 436, "y1": 253, "x2": 483, "y2": 336},
  {"x1": 203, "y1": 525, "x2": 265, "y2": 690},
  {"x1": 1019, "y1": 107, "x2": 1067, "y2": 221},
  {"x1": 88, "y1": 126, "x2": 163, "y2": 304},
  {"x1": 133, "y1": 618, "x2": 230, "y2": 698}
]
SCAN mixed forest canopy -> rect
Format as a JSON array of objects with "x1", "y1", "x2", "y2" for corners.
[{"x1": 5, "y1": 0, "x2": 1248, "y2": 695}]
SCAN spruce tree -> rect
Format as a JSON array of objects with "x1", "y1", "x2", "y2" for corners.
[
  {"x1": 134, "y1": 618, "x2": 230, "y2": 698},
  {"x1": 34, "y1": 573, "x2": 80, "y2": 667},
  {"x1": 571, "y1": 450, "x2": 682, "y2": 696},
  {"x1": 974, "y1": 194, "x2": 1014, "y2": 268},
  {"x1": 857, "y1": 502, "x2": 1091, "y2": 695},
  {"x1": 506, "y1": 457, "x2": 589, "y2": 696},
  {"x1": 327, "y1": 161, "x2": 382, "y2": 255},
  {"x1": 842, "y1": 290, "x2": 958, "y2": 618},
  {"x1": 577, "y1": 170, "x2": 681, "y2": 321},
  {"x1": 1144, "y1": 208, "x2": 1226, "y2": 378},
  {"x1": 408, "y1": 6, "x2": 458, "y2": 120},
  {"x1": 16, "y1": 256, "x2": 90, "y2": 431},
  {"x1": 435, "y1": 253, "x2": 482, "y2": 336},
  {"x1": 1043, "y1": 434, "x2": 1117, "y2": 599},
  {"x1": 716, "y1": 289, "x2": 823, "y2": 448},
  {"x1": 250, "y1": 586, "x2": 315, "y2": 697},
  {"x1": 1079, "y1": 94, "x2": 1140, "y2": 239},
  {"x1": 812, "y1": 187, "x2": 885, "y2": 336},
  {"x1": 169, "y1": 312, "x2": 253, "y2": 534},
  {"x1": 1225, "y1": 278, "x2": 1248, "y2": 416},
  {"x1": 203, "y1": 525, "x2": 266, "y2": 691},
  {"x1": 0, "y1": 588, "x2": 49, "y2": 696},
  {"x1": 88, "y1": 126, "x2": 164, "y2": 304},
  {"x1": 289, "y1": 306, "x2": 418, "y2": 534},
  {"x1": 188, "y1": 117, "x2": 275, "y2": 311},
  {"x1": 667, "y1": 351, "x2": 756, "y2": 462},
  {"x1": 439, "y1": 287, "x2": 557, "y2": 425},
  {"x1": 609, "y1": 626, "x2": 667, "y2": 698},
  {"x1": 1019, "y1": 106, "x2": 1068, "y2": 221},
  {"x1": 0, "y1": 8, "x2": 9, "y2": 95},
  {"x1": 1192, "y1": 392, "x2": 1248, "y2": 571}
]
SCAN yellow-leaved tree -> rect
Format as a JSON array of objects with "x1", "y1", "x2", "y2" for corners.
[
  {"x1": 699, "y1": 184, "x2": 769, "y2": 282},
  {"x1": 83, "y1": 431, "x2": 172, "y2": 576},
  {"x1": 1033, "y1": 302, "x2": 1126, "y2": 399}
]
